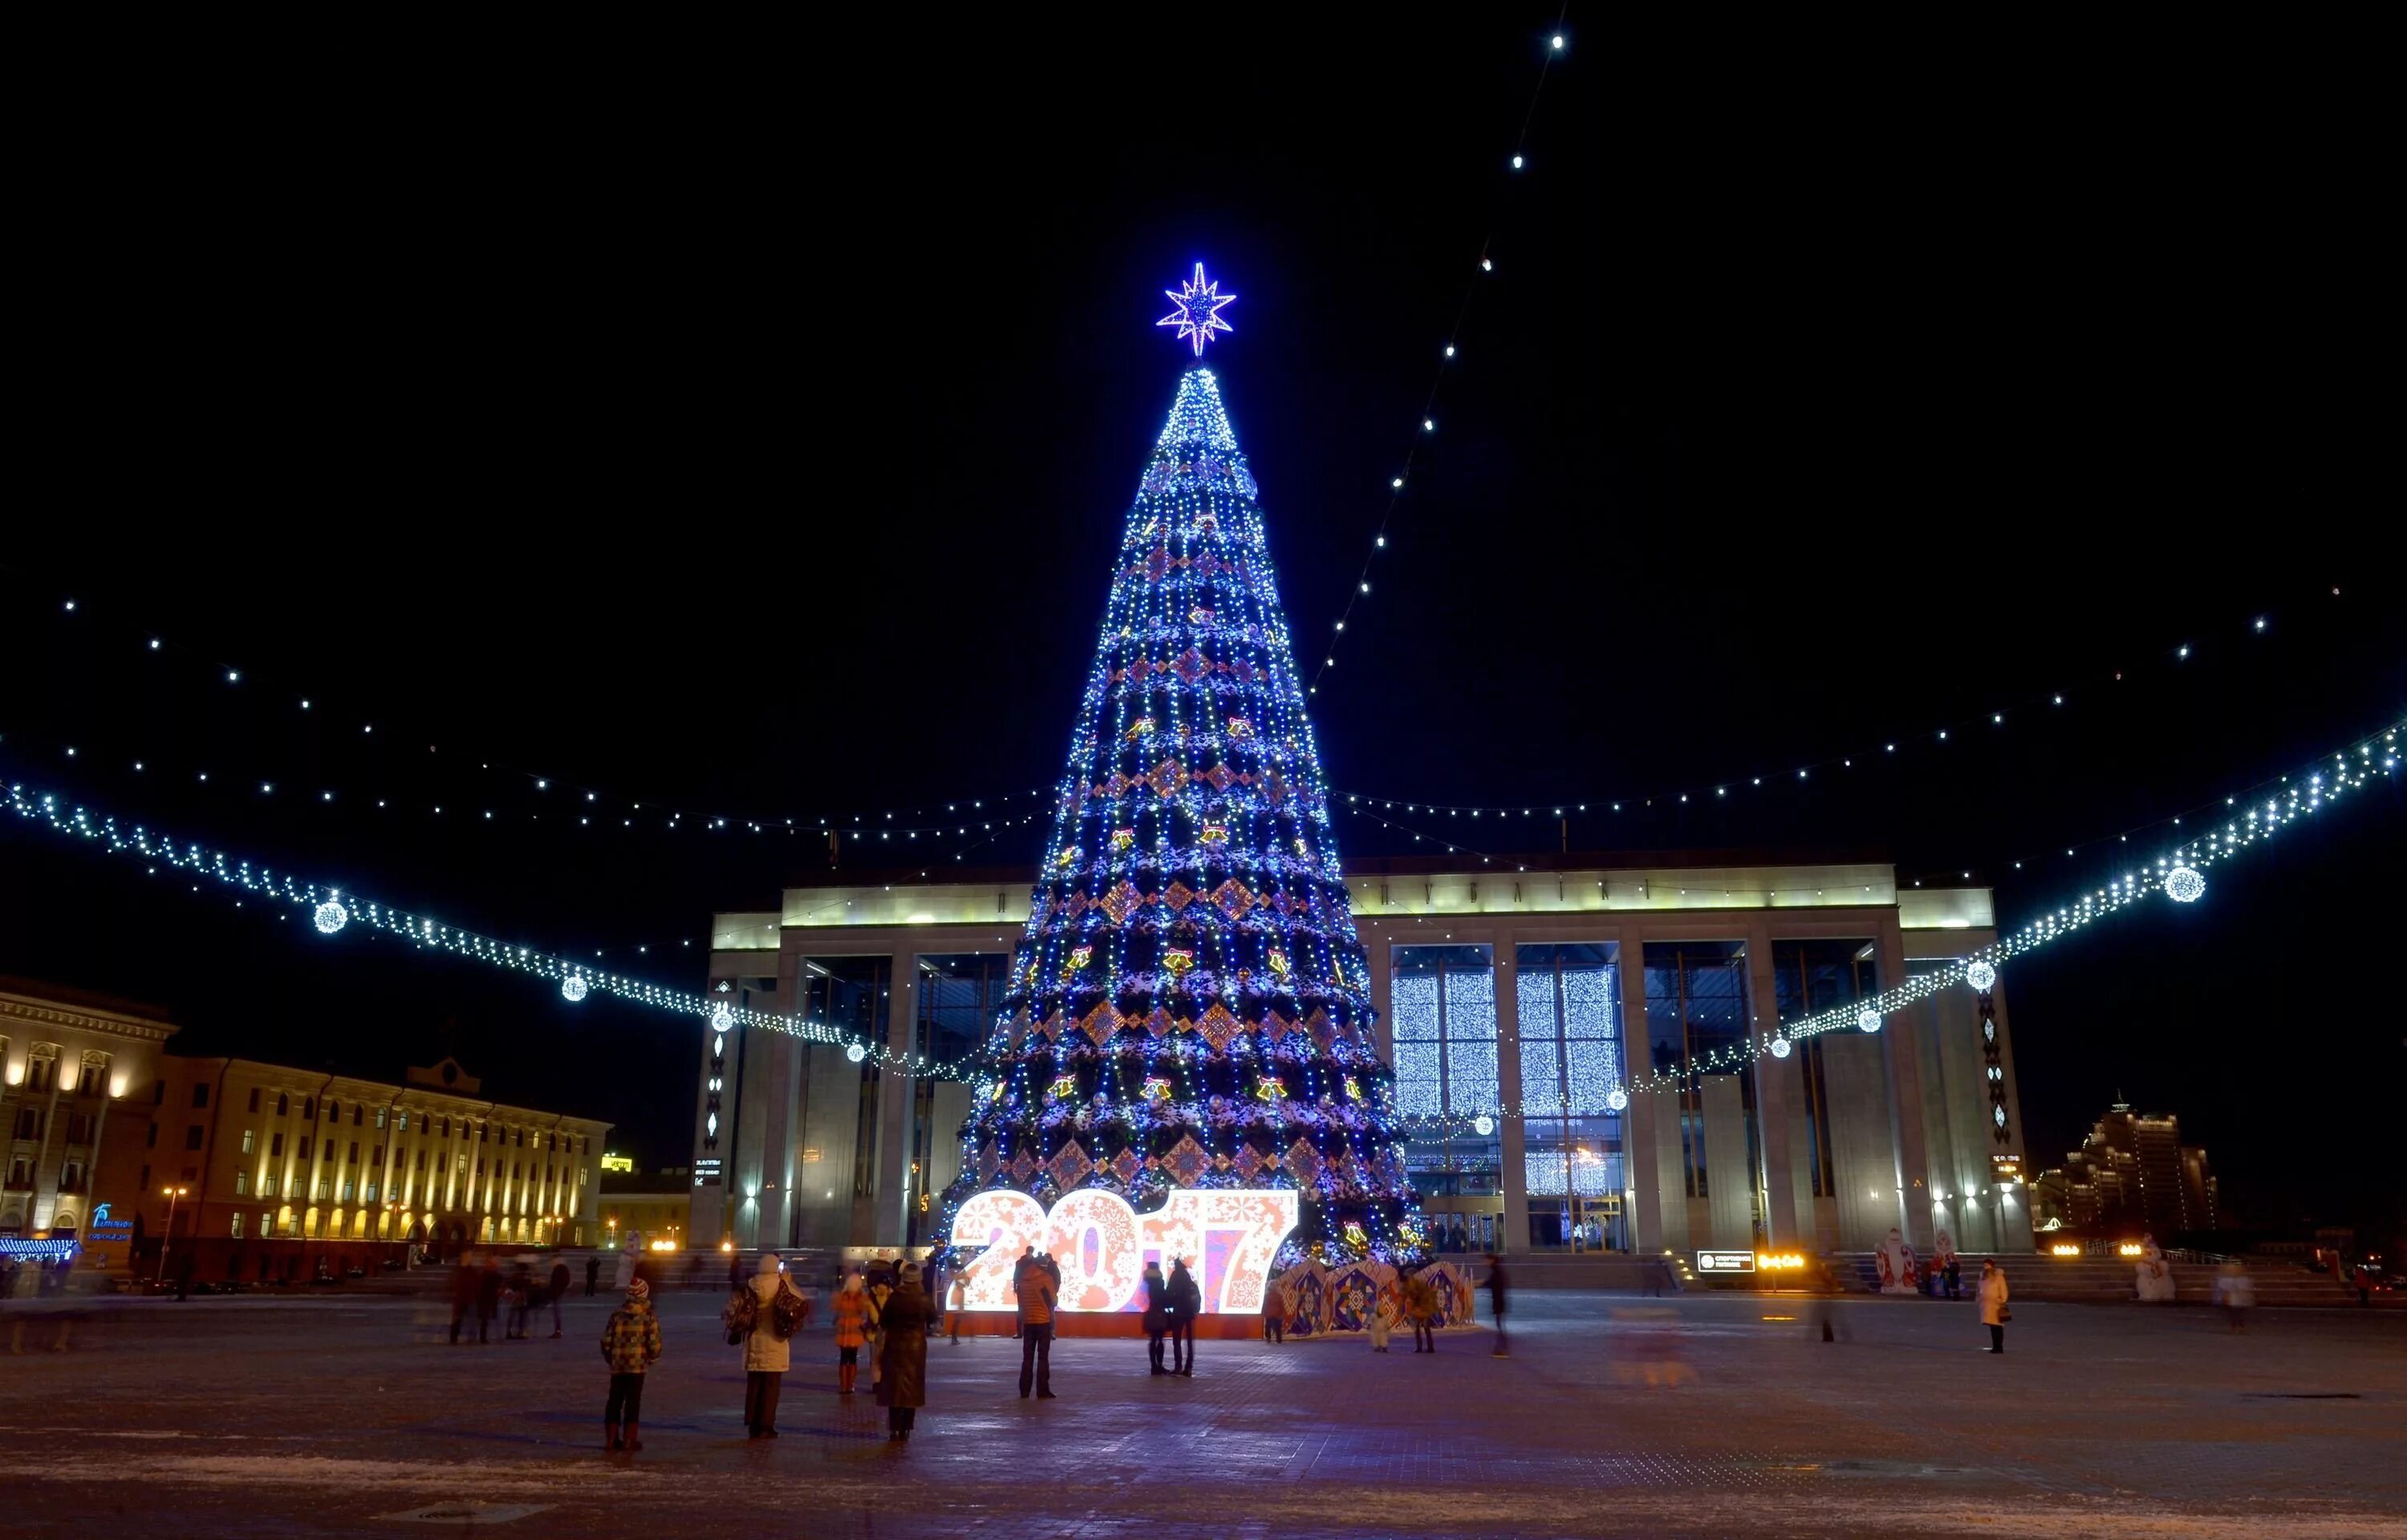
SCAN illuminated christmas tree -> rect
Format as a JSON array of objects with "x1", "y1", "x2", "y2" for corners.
[{"x1": 940, "y1": 274, "x2": 1423, "y2": 1279}]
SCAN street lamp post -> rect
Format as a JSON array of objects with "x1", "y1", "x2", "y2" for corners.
[{"x1": 153, "y1": 1185, "x2": 191, "y2": 1287}]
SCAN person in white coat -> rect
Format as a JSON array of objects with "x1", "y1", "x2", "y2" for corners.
[
  {"x1": 743, "y1": 1252, "x2": 795, "y2": 1438},
  {"x1": 1979, "y1": 1259, "x2": 2010, "y2": 1354}
]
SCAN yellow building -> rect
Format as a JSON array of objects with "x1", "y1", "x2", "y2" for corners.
[
  {"x1": 2, "y1": 977, "x2": 180, "y2": 1262},
  {"x1": 97, "y1": 1050, "x2": 610, "y2": 1282}
]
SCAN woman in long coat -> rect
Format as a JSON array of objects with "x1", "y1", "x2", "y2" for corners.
[
  {"x1": 875, "y1": 1261, "x2": 934, "y2": 1443},
  {"x1": 742, "y1": 1251, "x2": 793, "y2": 1437}
]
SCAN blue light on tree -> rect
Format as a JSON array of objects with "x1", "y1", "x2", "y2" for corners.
[{"x1": 934, "y1": 332, "x2": 1423, "y2": 1268}]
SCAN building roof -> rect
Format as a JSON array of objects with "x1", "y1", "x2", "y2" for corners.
[{"x1": 0, "y1": 975, "x2": 176, "y2": 1026}]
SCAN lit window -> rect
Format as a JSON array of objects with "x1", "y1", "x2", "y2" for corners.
[
  {"x1": 229, "y1": 1213, "x2": 244, "y2": 1239},
  {"x1": 234, "y1": 1173, "x2": 248, "y2": 1196},
  {"x1": 241, "y1": 1129, "x2": 254, "y2": 1155}
]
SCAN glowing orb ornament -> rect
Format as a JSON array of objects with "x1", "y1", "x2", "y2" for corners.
[
  {"x1": 1605, "y1": 1088, "x2": 1630, "y2": 1112},
  {"x1": 1966, "y1": 960, "x2": 1998, "y2": 992},
  {"x1": 846, "y1": 1042, "x2": 867, "y2": 1064},
  {"x1": 1857, "y1": 1010, "x2": 1881, "y2": 1033},
  {"x1": 1156, "y1": 262, "x2": 1237, "y2": 356},
  {"x1": 2164, "y1": 864, "x2": 2206, "y2": 903},
  {"x1": 560, "y1": 973, "x2": 589, "y2": 1003},
  {"x1": 312, "y1": 898, "x2": 349, "y2": 935},
  {"x1": 710, "y1": 1002, "x2": 735, "y2": 1033},
  {"x1": 1768, "y1": 1035, "x2": 1793, "y2": 1059},
  {"x1": 1471, "y1": 1114, "x2": 1495, "y2": 1136}
]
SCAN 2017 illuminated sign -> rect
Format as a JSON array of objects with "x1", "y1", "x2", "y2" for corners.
[{"x1": 951, "y1": 1189, "x2": 1298, "y2": 1315}]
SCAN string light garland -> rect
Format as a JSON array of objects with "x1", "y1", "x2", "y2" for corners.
[
  {"x1": 18, "y1": 555, "x2": 2359, "y2": 865},
  {"x1": 0, "y1": 770, "x2": 991, "y2": 1083},
  {"x1": 1373, "y1": 716, "x2": 2401, "y2": 1134},
  {"x1": 1326, "y1": 592, "x2": 2347, "y2": 833},
  {"x1": 1305, "y1": 8, "x2": 1570, "y2": 703}
]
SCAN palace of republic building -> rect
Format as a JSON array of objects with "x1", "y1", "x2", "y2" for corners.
[{"x1": 690, "y1": 852, "x2": 2036, "y2": 1261}]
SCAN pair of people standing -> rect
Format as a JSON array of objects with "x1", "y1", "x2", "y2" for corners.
[
  {"x1": 1139, "y1": 1258, "x2": 1202, "y2": 1376},
  {"x1": 828, "y1": 1264, "x2": 933, "y2": 1441}
]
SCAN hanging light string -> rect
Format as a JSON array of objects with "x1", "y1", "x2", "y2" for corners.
[
  {"x1": 20, "y1": 576, "x2": 2347, "y2": 861},
  {"x1": 1305, "y1": 10, "x2": 1571, "y2": 703},
  {"x1": 1394, "y1": 716, "x2": 2401, "y2": 1133},
  {"x1": 17, "y1": 574, "x2": 1054, "y2": 843},
  {"x1": 0, "y1": 770, "x2": 990, "y2": 1084},
  {"x1": 1329, "y1": 594, "x2": 2348, "y2": 829},
  {"x1": 4, "y1": 714, "x2": 2395, "y2": 1116}
]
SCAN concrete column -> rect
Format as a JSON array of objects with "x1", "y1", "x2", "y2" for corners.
[
  {"x1": 689, "y1": 986, "x2": 729, "y2": 1248},
  {"x1": 376, "y1": 1100, "x2": 400, "y2": 1237},
  {"x1": 1876, "y1": 922, "x2": 1938, "y2": 1250},
  {"x1": 873, "y1": 950, "x2": 917, "y2": 1246},
  {"x1": 1986, "y1": 974, "x2": 2034, "y2": 1251},
  {"x1": 1616, "y1": 928, "x2": 1665, "y2": 1254},
  {"x1": 1491, "y1": 933, "x2": 1530, "y2": 1256},
  {"x1": 1744, "y1": 922, "x2": 1798, "y2": 1248},
  {"x1": 757, "y1": 1029, "x2": 798, "y2": 1250}
]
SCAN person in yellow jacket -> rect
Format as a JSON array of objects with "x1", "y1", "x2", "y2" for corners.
[{"x1": 1979, "y1": 1259, "x2": 2011, "y2": 1354}]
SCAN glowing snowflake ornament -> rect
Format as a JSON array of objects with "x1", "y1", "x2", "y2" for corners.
[
  {"x1": 846, "y1": 1042, "x2": 867, "y2": 1064},
  {"x1": 1605, "y1": 1088, "x2": 1630, "y2": 1112},
  {"x1": 710, "y1": 1002, "x2": 735, "y2": 1033},
  {"x1": 2164, "y1": 864, "x2": 2206, "y2": 903},
  {"x1": 1857, "y1": 1010, "x2": 1882, "y2": 1034},
  {"x1": 560, "y1": 973, "x2": 589, "y2": 1003},
  {"x1": 1157, "y1": 262, "x2": 1236, "y2": 355},
  {"x1": 311, "y1": 897, "x2": 349, "y2": 934},
  {"x1": 1768, "y1": 1035, "x2": 1792, "y2": 1059},
  {"x1": 1965, "y1": 960, "x2": 1998, "y2": 992}
]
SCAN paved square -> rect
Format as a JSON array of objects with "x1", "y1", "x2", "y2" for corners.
[{"x1": 1, "y1": 1288, "x2": 2400, "y2": 1538}]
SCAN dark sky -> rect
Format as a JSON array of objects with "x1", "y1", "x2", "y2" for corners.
[{"x1": 4, "y1": 16, "x2": 2398, "y2": 1234}]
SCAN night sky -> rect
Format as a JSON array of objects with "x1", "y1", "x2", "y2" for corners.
[{"x1": 4, "y1": 17, "x2": 2397, "y2": 1237}]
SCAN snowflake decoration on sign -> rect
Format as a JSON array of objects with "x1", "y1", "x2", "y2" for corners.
[{"x1": 1157, "y1": 262, "x2": 1236, "y2": 355}]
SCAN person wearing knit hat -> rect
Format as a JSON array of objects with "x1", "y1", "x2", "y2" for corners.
[
  {"x1": 876, "y1": 1260, "x2": 934, "y2": 1443},
  {"x1": 599, "y1": 1273, "x2": 661, "y2": 1454}
]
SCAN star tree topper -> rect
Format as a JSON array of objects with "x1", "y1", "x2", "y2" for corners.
[{"x1": 1157, "y1": 262, "x2": 1236, "y2": 355}]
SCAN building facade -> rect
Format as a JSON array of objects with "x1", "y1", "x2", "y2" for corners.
[
  {"x1": 692, "y1": 854, "x2": 2035, "y2": 1258},
  {"x1": 2033, "y1": 1100, "x2": 2217, "y2": 1238},
  {"x1": 597, "y1": 1162, "x2": 694, "y2": 1254},
  {"x1": 2, "y1": 978, "x2": 180, "y2": 1257},
  {"x1": 91, "y1": 1052, "x2": 610, "y2": 1281}
]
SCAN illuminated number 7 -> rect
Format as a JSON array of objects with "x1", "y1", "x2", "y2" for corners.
[{"x1": 1157, "y1": 1189, "x2": 1299, "y2": 1313}]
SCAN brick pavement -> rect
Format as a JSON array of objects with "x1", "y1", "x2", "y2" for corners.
[{"x1": 0, "y1": 1287, "x2": 2399, "y2": 1538}]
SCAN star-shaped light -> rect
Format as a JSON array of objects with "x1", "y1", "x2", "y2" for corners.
[{"x1": 1157, "y1": 262, "x2": 1236, "y2": 355}]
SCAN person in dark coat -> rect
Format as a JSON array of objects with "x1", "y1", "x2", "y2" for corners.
[
  {"x1": 584, "y1": 1255, "x2": 601, "y2": 1298},
  {"x1": 875, "y1": 1261, "x2": 934, "y2": 1443},
  {"x1": 548, "y1": 1258, "x2": 572, "y2": 1338},
  {"x1": 475, "y1": 1254, "x2": 503, "y2": 1343},
  {"x1": 1484, "y1": 1252, "x2": 1509, "y2": 1357},
  {"x1": 1165, "y1": 1257, "x2": 1202, "y2": 1376},
  {"x1": 1142, "y1": 1261, "x2": 1171, "y2": 1373},
  {"x1": 1260, "y1": 1276, "x2": 1284, "y2": 1343},
  {"x1": 449, "y1": 1253, "x2": 481, "y2": 1343},
  {"x1": 505, "y1": 1261, "x2": 535, "y2": 1339}
]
